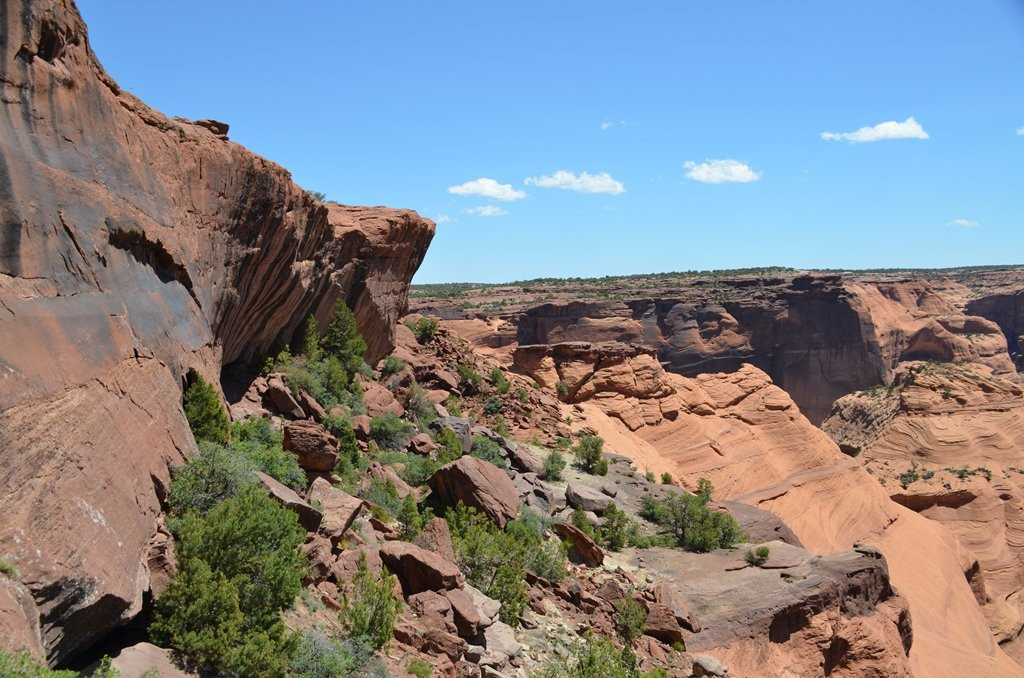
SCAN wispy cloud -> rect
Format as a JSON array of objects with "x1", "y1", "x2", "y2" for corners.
[
  {"x1": 524, "y1": 170, "x2": 625, "y2": 195},
  {"x1": 600, "y1": 121, "x2": 614, "y2": 130},
  {"x1": 435, "y1": 214, "x2": 451, "y2": 223},
  {"x1": 1017, "y1": 126, "x2": 1024, "y2": 136},
  {"x1": 465, "y1": 205, "x2": 508, "y2": 217},
  {"x1": 683, "y1": 159, "x2": 762, "y2": 184},
  {"x1": 447, "y1": 178, "x2": 526, "y2": 201},
  {"x1": 820, "y1": 116, "x2": 929, "y2": 143},
  {"x1": 948, "y1": 219, "x2": 979, "y2": 228}
]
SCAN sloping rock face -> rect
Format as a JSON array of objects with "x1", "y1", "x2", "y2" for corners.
[
  {"x1": 570, "y1": 363, "x2": 1022, "y2": 676},
  {"x1": 0, "y1": 0, "x2": 432, "y2": 664},
  {"x1": 514, "y1": 275, "x2": 1014, "y2": 423},
  {"x1": 823, "y1": 361, "x2": 1024, "y2": 659}
]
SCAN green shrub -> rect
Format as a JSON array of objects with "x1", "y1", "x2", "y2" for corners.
[
  {"x1": 614, "y1": 598, "x2": 646, "y2": 643},
  {"x1": 0, "y1": 557, "x2": 17, "y2": 579},
  {"x1": 167, "y1": 442, "x2": 255, "y2": 520},
  {"x1": 290, "y1": 630, "x2": 386, "y2": 678},
  {"x1": 556, "y1": 380, "x2": 569, "y2": 400},
  {"x1": 554, "y1": 436, "x2": 571, "y2": 450},
  {"x1": 370, "y1": 412, "x2": 413, "y2": 450},
  {"x1": 405, "y1": 383, "x2": 436, "y2": 426},
  {"x1": 493, "y1": 415, "x2": 511, "y2": 437},
  {"x1": 600, "y1": 503, "x2": 631, "y2": 551},
  {"x1": 638, "y1": 481, "x2": 745, "y2": 552},
  {"x1": 644, "y1": 470, "x2": 655, "y2": 483},
  {"x1": 490, "y1": 367, "x2": 510, "y2": 394},
  {"x1": 446, "y1": 504, "x2": 566, "y2": 626},
  {"x1": 442, "y1": 395, "x2": 462, "y2": 416},
  {"x1": 408, "y1": 317, "x2": 439, "y2": 344},
  {"x1": 229, "y1": 417, "x2": 305, "y2": 490},
  {"x1": 745, "y1": 545, "x2": 770, "y2": 567},
  {"x1": 470, "y1": 435, "x2": 507, "y2": 468},
  {"x1": 380, "y1": 355, "x2": 405, "y2": 377},
  {"x1": 183, "y1": 374, "x2": 229, "y2": 445},
  {"x1": 483, "y1": 395, "x2": 503, "y2": 415},
  {"x1": 407, "y1": 657, "x2": 432, "y2": 678},
  {"x1": 0, "y1": 651, "x2": 77, "y2": 677},
  {"x1": 397, "y1": 493, "x2": 431, "y2": 540},
  {"x1": 433, "y1": 427, "x2": 464, "y2": 465},
  {"x1": 298, "y1": 315, "x2": 323, "y2": 362},
  {"x1": 170, "y1": 486, "x2": 306, "y2": 631},
  {"x1": 515, "y1": 388, "x2": 529, "y2": 405},
  {"x1": 552, "y1": 632, "x2": 663, "y2": 678},
  {"x1": 660, "y1": 472, "x2": 673, "y2": 485},
  {"x1": 399, "y1": 454, "x2": 438, "y2": 488},
  {"x1": 573, "y1": 435, "x2": 606, "y2": 475},
  {"x1": 359, "y1": 479, "x2": 403, "y2": 520},
  {"x1": 542, "y1": 450, "x2": 566, "y2": 481},
  {"x1": 456, "y1": 363, "x2": 483, "y2": 393},
  {"x1": 339, "y1": 553, "x2": 401, "y2": 651},
  {"x1": 323, "y1": 300, "x2": 367, "y2": 376}
]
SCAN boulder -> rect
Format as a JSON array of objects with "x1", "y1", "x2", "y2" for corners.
[
  {"x1": 481, "y1": 621, "x2": 522, "y2": 664},
  {"x1": 651, "y1": 583, "x2": 701, "y2": 633},
  {"x1": 352, "y1": 414, "x2": 372, "y2": 439},
  {"x1": 554, "y1": 522, "x2": 604, "y2": 566},
  {"x1": 363, "y1": 380, "x2": 405, "y2": 417},
  {"x1": 692, "y1": 656, "x2": 730, "y2": 677},
  {"x1": 642, "y1": 601, "x2": 685, "y2": 645},
  {"x1": 428, "y1": 456, "x2": 520, "y2": 528},
  {"x1": 409, "y1": 590, "x2": 457, "y2": 634},
  {"x1": 432, "y1": 417, "x2": 474, "y2": 453},
  {"x1": 409, "y1": 432, "x2": 437, "y2": 455},
  {"x1": 379, "y1": 541, "x2": 464, "y2": 595},
  {"x1": 255, "y1": 472, "x2": 322, "y2": 532},
  {"x1": 505, "y1": 444, "x2": 545, "y2": 476},
  {"x1": 565, "y1": 483, "x2": 612, "y2": 513},
  {"x1": 283, "y1": 420, "x2": 339, "y2": 471},
  {"x1": 101, "y1": 643, "x2": 195, "y2": 678},
  {"x1": 265, "y1": 375, "x2": 305, "y2": 419},
  {"x1": 298, "y1": 390, "x2": 326, "y2": 422},
  {"x1": 331, "y1": 546, "x2": 384, "y2": 582},
  {"x1": 464, "y1": 584, "x2": 501, "y2": 627},
  {"x1": 412, "y1": 517, "x2": 457, "y2": 566},
  {"x1": 302, "y1": 535, "x2": 335, "y2": 580},
  {"x1": 308, "y1": 477, "x2": 364, "y2": 541},
  {"x1": 365, "y1": 461, "x2": 415, "y2": 499},
  {"x1": 444, "y1": 587, "x2": 483, "y2": 637}
]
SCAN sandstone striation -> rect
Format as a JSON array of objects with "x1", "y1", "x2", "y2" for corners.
[
  {"x1": 0, "y1": 0, "x2": 432, "y2": 663},
  {"x1": 823, "y1": 360, "x2": 1024, "y2": 659}
]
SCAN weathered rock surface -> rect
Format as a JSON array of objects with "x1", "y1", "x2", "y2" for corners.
[
  {"x1": 824, "y1": 360, "x2": 1024, "y2": 659},
  {"x1": 255, "y1": 472, "x2": 323, "y2": 532},
  {"x1": 379, "y1": 542, "x2": 465, "y2": 596},
  {"x1": 553, "y1": 523, "x2": 604, "y2": 566},
  {"x1": 307, "y1": 477, "x2": 364, "y2": 541},
  {"x1": 283, "y1": 420, "x2": 339, "y2": 471},
  {"x1": 0, "y1": 0, "x2": 432, "y2": 663},
  {"x1": 428, "y1": 456, "x2": 520, "y2": 527}
]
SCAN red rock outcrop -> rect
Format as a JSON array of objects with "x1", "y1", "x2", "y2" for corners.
[{"x1": 0, "y1": 0, "x2": 432, "y2": 664}]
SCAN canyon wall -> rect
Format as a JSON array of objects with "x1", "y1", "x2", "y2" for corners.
[
  {"x1": 513, "y1": 275, "x2": 1018, "y2": 423},
  {"x1": 0, "y1": 0, "x2": 432, "y2": 663}
]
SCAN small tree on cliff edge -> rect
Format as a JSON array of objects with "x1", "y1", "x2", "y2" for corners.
[
  {"x1": 183, "y1": 374, "x2": 229, "y2": 446},
  {"x1": 322, "y1": 300, "x2": 367, "y2": 376}
]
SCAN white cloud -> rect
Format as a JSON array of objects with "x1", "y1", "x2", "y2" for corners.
[
  {"x1": 465, "y1": 205, "x2": 508, "y2": 217},
  {"x1": 948, "y1": 218, "x2": 979, "y2": 228},
  {"x1": 435, "y1": 214, "x2": 451, "y2": 223},
  {"x1": 820, "y1": 116, "x2": 929, "y2": 143},
  {"x1": 600, "y1": 121, "x2": 614, "y2": 130},
  {"x1": 524, "y1": 170, "x2": 625, "y2": 195},
  {"x1": 683, "y1": 159, "x2": 762, "y2": 184},
  {"x1": 447, "y1": 178, "x2": 526, "y2": 201},
  {"x1": 1017, "y1": 127, "x2": 1024, "y2": 136}
]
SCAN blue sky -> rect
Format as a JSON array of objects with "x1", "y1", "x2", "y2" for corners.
[{"x1": 78, "y1": 1, "x2": 1024, "y2": 283}]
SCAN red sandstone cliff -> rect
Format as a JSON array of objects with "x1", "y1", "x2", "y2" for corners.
[{"x1": 0, "y1": 0, "x2": 433, "y2": 663}]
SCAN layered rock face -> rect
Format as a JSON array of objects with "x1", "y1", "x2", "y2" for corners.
[
  {"x1": 513, "y1": 275, "x2": 1015, "y2": 423},
  {"x1": 823, "y1": 361, "x2": 1024, "y2": 659},
  {"x1": 559, "y1": 358, "x2": 1022, "y2": 676},
  {"x1": 0, "y1": 0, "x2": 432, "y2": 663}
]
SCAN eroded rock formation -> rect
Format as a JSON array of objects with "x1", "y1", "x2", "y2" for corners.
[
  {"x1": 0, "y1": 0, "x2": 432, "y2": 663},
  {"x1": 823, "y1": 361, "x2": 1024, "y2": 660}
]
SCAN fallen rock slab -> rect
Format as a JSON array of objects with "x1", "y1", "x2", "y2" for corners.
[
  {"x1": 379, "y1": 541, "x2": 464, "y2": 595},
  {"x1": 428, "y1": 456, "x2": 520, "y2": 527},
  {"x1": 255, "y1": 472, "x2": 322, "y2": 531},
  {"x1": 283, "y1": 420, "x2": 339, "y2": 471},
  {"x1": 565, "y1": 483, "x2": 612, "y2": 513},
  {"x1": 308, "y1": 477, "x2": 364, "y2": 541}
]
